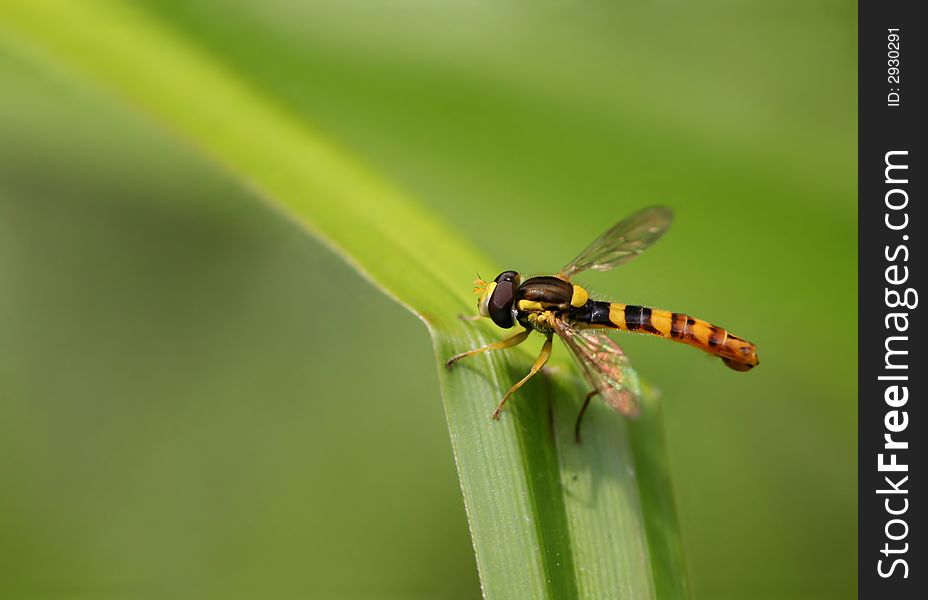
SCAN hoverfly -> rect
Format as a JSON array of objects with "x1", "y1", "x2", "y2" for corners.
[{"x1": 446, "y1": 205, "x2": 759, "y2": 441}]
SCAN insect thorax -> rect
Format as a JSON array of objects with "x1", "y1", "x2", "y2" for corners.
[
  {"x1": 515, "y1": 276, "x2": 572, "y2": 307},
  {"x1": 514, "y1": 276, "x2": 577, "y2": 332}
]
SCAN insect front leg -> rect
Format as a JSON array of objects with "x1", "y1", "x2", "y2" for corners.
[
  {"x1": 445, "y1": 329, "x2": 531, "y2": 368},
  {"x1": 491, "y1": 333, "x2": 553, "y2": 420}
]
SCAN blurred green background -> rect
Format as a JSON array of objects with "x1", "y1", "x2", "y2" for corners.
[{"x1": 0, "y1": 1, "x2": 855, "y2": 599}]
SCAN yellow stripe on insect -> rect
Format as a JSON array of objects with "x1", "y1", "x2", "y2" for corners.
[
  {"x1": 517, "y1": 299, "x2": 545, "y2": 312},
  {"x1": 608, "y1": 303, "x2": 627, "y2": 329},
  {"x1": 649, "y1": 309, "x2": 673, "y2": 337},
  {"x1": 689, "y1": 320, "x2": 713, "y2": 345},
  {"x1": 570, "y1": 285, "x2": 589, "y2": 308}
]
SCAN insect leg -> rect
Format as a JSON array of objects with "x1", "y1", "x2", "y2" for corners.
[
  {"x1": 491, "y1": 334, "x2": 553, "y2": 420},
  {"x1": 445, "y1": 329, "x2": 531, "y2": 368},
  {"x1": 574, "y1": 390, "x2": 599, "y2": 443}
]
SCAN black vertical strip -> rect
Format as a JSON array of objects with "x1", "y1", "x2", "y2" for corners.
[
  {"x1": 624, "y1": 305, "x2": 643, "y2": 330},
  {"x1": 638, "y1": 307, "x2": 653, "y2": 332},
  {"x1": 638, "y1": 307, "x2": 660, "y2": 334},
  {"x1": 590, "y1": 301, "x2": 613, "y2": 326},
  {"x1": 566, "y1": 301, "x2": 613, "y2": 326},
  {"x1": 860, "y1": 1, "x2": 925, "y2": 597}
]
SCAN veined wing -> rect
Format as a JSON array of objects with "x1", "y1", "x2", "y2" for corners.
[
  {"x1": 551, "y1": 318, "x2": 642, "y2": 417},
  {"x1": 559, "y1": 205, "x2": 673, "y2": 280}
]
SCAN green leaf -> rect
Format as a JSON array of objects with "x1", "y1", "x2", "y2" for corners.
[{"x1": 0, "y1": 2, "x2": 689, "y2": 597}]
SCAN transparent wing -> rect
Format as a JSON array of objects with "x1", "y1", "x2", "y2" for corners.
[
  {"x1": 551, "y1": 318, "x2": 642, "y2": 417},
  {"x1": 559, "y1": 205, "x2": 673, "y2": 279}
]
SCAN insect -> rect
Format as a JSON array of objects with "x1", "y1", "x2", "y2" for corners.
[{"x1": 446, "y1": 205, "x2": 759, "y2": 441}]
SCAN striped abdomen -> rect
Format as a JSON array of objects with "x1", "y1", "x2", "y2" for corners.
[{"x1": 569, "y1": 301, "x2": 759, "y2": 371}]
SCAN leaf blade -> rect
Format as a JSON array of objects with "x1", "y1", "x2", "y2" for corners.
[{"x1": 0, "y1": 2, "x2": 689, "y2": 597}]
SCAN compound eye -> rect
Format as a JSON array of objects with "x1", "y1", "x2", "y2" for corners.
[{"x1": 488, "y1": 278, "x2": 517, "y2": 329}]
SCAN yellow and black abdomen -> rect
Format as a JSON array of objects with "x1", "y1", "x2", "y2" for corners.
[{"x1": 569, "y1": 301, "x2": 759, "y2": 371}]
